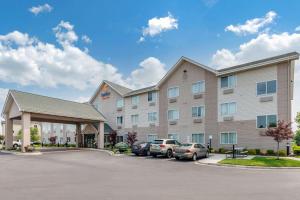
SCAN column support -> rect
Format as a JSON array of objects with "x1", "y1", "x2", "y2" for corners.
[
  {"x1": 76, "y1": 123, "x2": 81, "y2": 148},
  {"x1": 21, "y1": 112, "x2": 31, "y2": 152},
  {"x1": 4, "y1": 115, "x2": 13, "y2": 150},
  {"x1": 97, "y1": 121, "x2": 104, "y2": 149}
]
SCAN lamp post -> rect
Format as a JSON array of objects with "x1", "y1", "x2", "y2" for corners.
[{"x1": 209, "y1": 135, "x2": 212, "y2": 152}]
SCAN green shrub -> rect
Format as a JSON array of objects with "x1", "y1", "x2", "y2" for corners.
[
  {"x1": 255, "y1": 149, "x2": 261, "y2": 155},
  {"x1": 115, "y1": 142, "x2": 129, "y2": 152},
  {"x1": 294, "y1": 149, "x2": 300, "y2": 155},
  {"x1": 266, "y1": 149, "x2": 275, "y2": 155},
  {"x1": 278, "y1": 150, "x2": 287, "y2": 157},
  {"x1": 218, "y1": 148, "x2": 226, "y2": 154},
  {"x1": 247, "y1": 149, "x2": 256, "y2": 155}
]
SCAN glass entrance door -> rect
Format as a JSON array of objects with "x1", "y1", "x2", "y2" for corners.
[{"x1": 84, "y1": 134, "x2": 96, "y2": 148}]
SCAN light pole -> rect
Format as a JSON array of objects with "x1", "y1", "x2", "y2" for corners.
[{"x1": 209, "y1": 135, "x2": 212, "y2": 152}]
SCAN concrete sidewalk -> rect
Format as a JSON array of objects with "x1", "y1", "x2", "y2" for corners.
[{"x1": 197, "y1": 153, "x2": 255, "y2": 164}]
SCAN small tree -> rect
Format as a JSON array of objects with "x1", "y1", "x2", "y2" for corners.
[
  {"x1": 261, "y1": 120, "x2": 293, "y2": 159},
  {"x1": 109, "y1": 130, "x2": 117, "y2": 147},
  {"x1": 16, "y1": 128, "x2": 40, "y2": 142},
  {"x1": 127, "y1": 132, "x2": 137, "y2": 147},
  {"x1": 294, "y1": 112, "x2": 300, "y2": 145}
]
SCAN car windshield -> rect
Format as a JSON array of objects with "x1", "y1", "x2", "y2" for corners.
[
  {"x1": 181, "y1": 144, "x2": 193, "y2": 147},
  {"x1": 153, "y1": 140, "x2": 163, "y2": 144}
]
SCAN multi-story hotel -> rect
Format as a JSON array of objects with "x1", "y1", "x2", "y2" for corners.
[{"x1": 90, "y1": 52, "x2": 298, "y2": 150}]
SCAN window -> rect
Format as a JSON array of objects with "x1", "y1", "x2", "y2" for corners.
[
  {"x1": 131, "y1": 114, "x2": 139, "y2": 125},
  {"x1": 257, "y1": 115, "x2": 277, "y2": 128},
  {"x1": 192, "y1": 133, "x2": 204, "y2": 144},
  {"x1": 192, "y1": 106, "x2": 205, "y2": 118},
  {"x1": 168, "y1": 110, "x2": 179, "y2": 121},
  {"x1": 116, "y1": 136, "x2": 123, "y2": 143},
  {"x1": 167, "y1": 134, "x2": 179, "y2": 140},
  {"x1": 221, "y1": 75, "x2": 236, "y2": 88},
  {"x1": 221, "y1": 102, "x2": 236, "y2": 116},
  {"x1": 116, "y1": 116, "x2": 123, "y2": 125},
  {"x1": 148, "y1": 112, "x2": 157, "y2": 122},
  {"x1": 168, "y1": 87, "x2": 179, "y2": 98},
  {"x1": 220, "y1": 132, "x2": 237, "y2": 144},
  {"x1": 192, "y1": 81, "x2": 205, "y2": 94},
  {"x1": 148, "y1": 91, "x2": 157, "y2": 102},
  {"x1": 67, "y1": 137, "x2": 71, "y2": 142},
  {"x1": 131, "y1": 96, "x2": 139, "y2": 105},
  {"x1": 147, "y1": 134, "x2": 158, "y2": 142},
  {"x1": 116, "y1": 99, "x2": 124, "y2": 108},
  {"x1": 257, "y1": 80, "x2": 277, "y2": 95}
]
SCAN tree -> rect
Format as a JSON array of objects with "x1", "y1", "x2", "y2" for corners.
[
  {"x1": 296, "y1": 112, "x2": 300, "y2": 129},
  {"x1": 0, "y1": 135, "x2": 4, "y2": 144},
  {"x1": 127, "y1": 132, "x2": 137, "y2": 147},
  {"x1": 261, "y1": 120, "x2": 293, "y2": 159},
  {"x1": 48, "y1": 136, "x2": 57, "y2": 145},
  {"x1": 16, "y1": 128, "x2": 40, "y2": 142},
  {"x1": 294, "y1": 112, "x2": 300, "y2": 145},
  {"x1": 109, "y1": 130, "x2": 117, "y2": 147}
]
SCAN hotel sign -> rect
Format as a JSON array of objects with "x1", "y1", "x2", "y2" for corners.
[{"x1": 100, "y1": 84, "x2": 111, "y2": 99}]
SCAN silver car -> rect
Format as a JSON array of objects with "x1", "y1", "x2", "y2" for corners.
[
  {"x1": 174, "y1": 143, "x2": 209, "y2": 161},
  {"x1": 150, "y1": 139, "x2": 181, "y2": 158}
]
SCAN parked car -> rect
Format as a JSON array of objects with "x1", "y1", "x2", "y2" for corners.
[
  {"x1": 150, "y1": 139, "x2": 181, "y2": 158},
  {"x1": 132, "y1": 141, "x2": 152, "y2": 156},
  {"x1": 13, "y1": 140, "x2": 22, "y2": 148},
  {"x1": 174, "y1": 143, "x2": 209, "y2": 161},
  {"x1": 115, "y1": 142, "x2": 129, "y2": 152}
]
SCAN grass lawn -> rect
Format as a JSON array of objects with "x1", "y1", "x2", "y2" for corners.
[{"x1": 219, "y1": 157, "x2": 300, "y2": 167}]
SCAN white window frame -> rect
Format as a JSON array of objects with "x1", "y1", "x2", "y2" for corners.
[
  {"x1": 131, "y1": 114, "x2": 139, "y2": 125},
  {"x1": 131, "y1": 96, "x2": 139, "y2": 105},
  {"x1": 148, "y1": 112, "x2": 158, "y2": 122},
  {"x1": 220, "y1": 132, "x2": 237, "y2": 145},
  {"x1": 192, "y1": 133, "x2": 205, "y2": 144},
  {"x1": 220, "y1": 75, "x2": 236, "y2": 89},
  {"x1": 167, "y1": 109, "x2": 179, "y2": 121},
  {"x1": 116, "y1": 116, "x2": 123, "y2": 125},
  {"x1": 192, "y1": 106, "x2": 205, "y2": 118},
  {"x1": 220, "y1": 102, "x2": 237, "y2": 116},
  {"x1": 116, "y1": 98, "x2": 124, "y2": 108},
  {"x1": 148, "y1": 91, "x2": 157, "y2": 102},
  {"x1": 168, "y1": 133, "x2": 179, "y2": 140},
  {"x1": 192, "y1": 81, "x2": 205, "y2": 94},
  {"x1": 256, "y1": 80, "x2": 277, "y2": 96},
  {"x1": 256, "y1": 114, "x2": 277, "y2": 129},
  {"x1": 168, "y1": 86, "x2": 179, "y2": 98}
]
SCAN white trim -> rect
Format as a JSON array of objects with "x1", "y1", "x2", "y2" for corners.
[
  {"x1": 192, "y1": 106, "x2": 205, "y2": 118},
  {"x1": 256, "y1": 79, "x2": 277, "y2": 96},
  {"x1": 167, "y1": 109, "x2": 179, "y2": 121},
  {"x1": 256, "y1": 114, "x2": 277, "y2": 129},
  {"x1": 191, "y1": 133, "x2": 205, "y2": 144},
  {"x1": 219, "y1": 131, "x2": 237, "y2": 145},
  {"x1": 220, "y1": 102, "x2": 237, "y2": 117},
  {"x1": 167, "y1": 86, "x2": 179, "y2": 98},
  {"x1": 191, "y1": 80, "x2": 205, "y2": 94}
]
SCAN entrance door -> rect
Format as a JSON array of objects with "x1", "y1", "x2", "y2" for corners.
[{"x1": 84, "y1": 134, "x2": 95, "y2": 148}]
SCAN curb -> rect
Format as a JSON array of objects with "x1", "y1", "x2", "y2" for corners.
[
  {"x1": 0, "y1": 150, "x2": 42, "y2": 156},
  {"x1": 81, "y1": 148, "x2": 115, "y2": 156},
  {"x1": 195, "y1": 161, "x2": 300, "y2": 170}
]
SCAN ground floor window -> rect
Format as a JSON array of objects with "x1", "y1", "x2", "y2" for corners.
[
  {"x1": 192, "y1": 133, "x2": 204, "y2": 144},
  {"x1": 117, "y1": 136, "x2": 124, "y2": 143},
  {"x1": 257, "y1": 115, "x2": 277, "y2": 128},
  {"x1": 220, "y1": 132, "x2": 237, "y2": 144},
  {"x1": 168, "y1": 133, "x2": 179, "y2": 140},
  {"x1": 147, "y1": 134, "x2": 158, "y2": 142}
]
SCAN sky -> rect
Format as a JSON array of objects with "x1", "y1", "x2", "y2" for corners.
[{"x1": 0, "y1": 0, "x2": 300, "y2": 129}]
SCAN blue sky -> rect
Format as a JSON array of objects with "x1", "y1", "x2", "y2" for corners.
[{"x1": 0, "y1": 0, "x2": 300, "y2": 126}]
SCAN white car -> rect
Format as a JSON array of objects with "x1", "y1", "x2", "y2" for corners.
[{"x1": 13, "y1": 140, "x2": 22, "y2": 148}]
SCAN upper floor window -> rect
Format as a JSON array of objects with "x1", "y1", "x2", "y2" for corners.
[
  {"x1": 257, "y1": 80, "x2": 276, "y2": 96},
  {"x1": 168, "y1": 87, "x2": 179, "y2": 98},
  {"x1": 116, "y1": 116, "x2": 123, "y2": 125},
  {"x1": 221, "y1": 75, "x2": 236, "y2": 89},
  {"x1": 168, "y1": 110, "x2": 179, "y2": 121},
  {"x1": 192, "y1": 106, "x2": 205, "y2": 118},
  {"x1": 131, "y1": 114, "x2": 139, "y2": 125},
  {"x1": 148, "y1": 112, "x2": 157, "y2": 122},
  {"x1": 131, "y1": 96, "x2": 139, "y2": 105},
  {"x1": 148, "y1": 91, "x2": 157, "y2": 102},
  {"x1": 116, "y1": 99, "x2": 124, "y2": 108},
  {"x1": 192, "y1": 81, "x2": 205, "y2": 94},
  {"x1": 257, "y1": 115, "x2": 277, "y2": 128},
  {"x1": 221, "y1": 102, "x2": 236, "y2": 116}
]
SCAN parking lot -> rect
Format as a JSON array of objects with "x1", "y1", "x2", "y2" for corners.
[{"x1": 0, "y1": 150, "x2": 299, "y2": 200}]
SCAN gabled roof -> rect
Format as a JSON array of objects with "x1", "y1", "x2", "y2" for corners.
[
  {"x1": 217, "y1": 52, "x2": 299, "y2": 76},
  {"x1": 2, "y1": 90, "x2": 105, "y2": 121},
  {"x1": 123, "y1": 85, "x2": 157, "y2": 97},
  {"x1": 90, "y1": 80, "x2": 132, "y2": 102},
  {"x1": 157, "y1": 56, "x2": 217, "y2": 88}
]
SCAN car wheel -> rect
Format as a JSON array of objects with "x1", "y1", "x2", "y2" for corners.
[
  {"x1": 146, "y1": 150, "x2": 151, "y2": 156},
  {"x1": 205, "y1": 151, "x2": 209, "y2": 158},
  {"x1": 166, "y1": 149, "x2": 173, "y2": 158},
  {"x1": 134, "y1": 153, "x2": 139, "y2": 156},
  {"x1": 13, "y1": 144, "x2": 18, "y2": 149},
  {"x1": 175, "y1": 157, "x2": 180, "y2": 160},
  {"x1": 152, "y1": 154, "x2": 157, "y2": 158},
  {"x1": 192, "y1": 153, "x2": 197, "y2": 161}
]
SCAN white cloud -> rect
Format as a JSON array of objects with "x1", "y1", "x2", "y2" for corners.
[
  {"x1": 29, "y1": 3, "x2": 53, "y2": 15},
  {"x1": 0, "y1": 88, "x2": 8, "y2": 103},
  {"x1": 202, "y1": 0, "x2": 218, "y2": 7},
  {"x1": 139, "y1": 12, "x2": 178, "y2": 42},
  {"x1": 295, "y1": 26, "x2": 300, "y2": 32},
  {"x1": 126, "y1": 57, "x2": 167, "y2": 89},
  {"x1": 81, "y1": 35, "x2": 92, "y2": 44},
  {"x1": 53, "y1": 21, "x2": 78, "y2": 46},
  {"x1": 75, "y1": 96, "x2": 90, "y2": 103},
  {"x1": 211, "y1": 31, "x2": 300, "y2": 130},
  {"x1": 225, "y1": 11, "x2": 277, "y2": 35}
]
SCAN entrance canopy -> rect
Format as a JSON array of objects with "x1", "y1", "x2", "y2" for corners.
[{"x1": 1, "y1": 90, "x2": 106, "y2": 152}]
